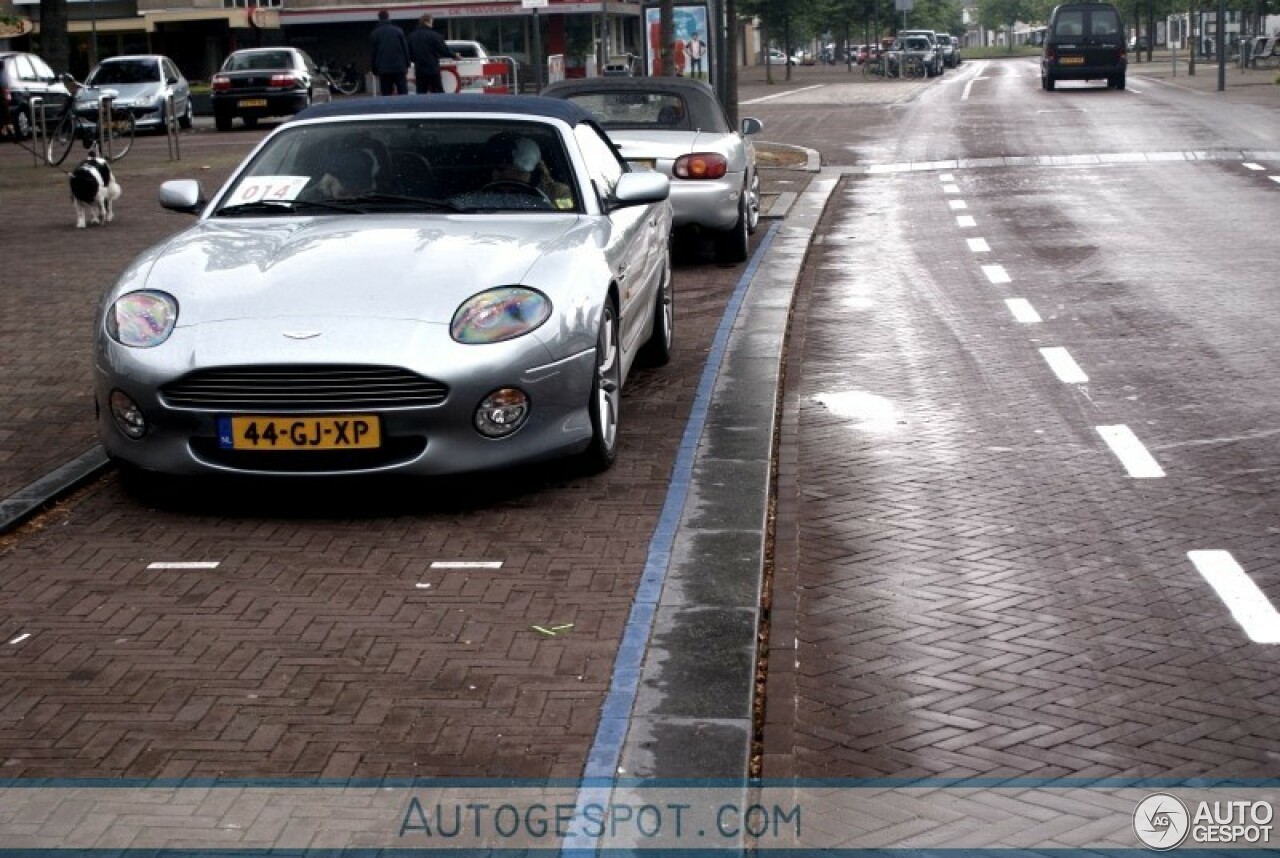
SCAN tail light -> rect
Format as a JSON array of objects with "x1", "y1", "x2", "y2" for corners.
[
  {"x1": 673, "y1": 153, "x2": 728, "y2": 180},
  {"x1": 269, "y1": 74, "x2": 298, "y2": 88},
  {"x1": 211, "y1": 75, "x2": 230, "y2": 91},
  {"x1": 1045, "y1": 46, "x2": 1057, "y2": 62}
]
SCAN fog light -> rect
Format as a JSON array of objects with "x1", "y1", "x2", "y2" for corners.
[
  {"x1": 474, "y1": 388, "x2": 529, "y2": 438},
  {"x1": 109, "y1": 390, "x2": 147, "y2": 439}
]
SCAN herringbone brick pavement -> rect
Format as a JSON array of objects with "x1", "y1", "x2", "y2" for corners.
[
  {"x1": 0, "y1": 126, "x2": 768, "y2": 779},
  {"x1": 765, "y1": 171, "x2": 1280, "y2": 780}
]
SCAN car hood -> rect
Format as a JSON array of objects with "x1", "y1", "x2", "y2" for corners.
[
  {"x1": 129, "y1": 215, "x2": 584, "y2": 326},
  {"x1": 78, "y1": 82, "x2": 164, "y2": 106}
]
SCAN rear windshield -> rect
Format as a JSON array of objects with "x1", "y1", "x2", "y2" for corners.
[
  {"x1": 1053, "y1": 8, "x2": 1121, "y2": 37},
  {"x1": 224, "y1": 52, "x2": 294, "y2": 71}
]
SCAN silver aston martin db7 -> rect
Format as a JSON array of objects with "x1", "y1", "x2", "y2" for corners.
[{"x1": 93, "y1": 95, "x2": 674, "y2": 479}]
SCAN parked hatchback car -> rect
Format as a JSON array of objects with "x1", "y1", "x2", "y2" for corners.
[
  {"x1": 211, "y1": 46, "x2": 331, "y2": 131},
  {"x1": 93, "y1": 95, "x2": 674, "y2": 480},
  {"x1": 1041, "y1": 2, "x2": 1127, "y2": 90},
  {"x1": 0, "y1": 51, "x2": 70, "y2": 139},
  {"x1": 75, "y1": 54, "x2": 192, "y2": 132},
  {"x1": 541, "y1": 75, "x2": 762, "y2": 263},
  {"x1": 897, "y1": 29, "x2": 946, "y2": 75}
]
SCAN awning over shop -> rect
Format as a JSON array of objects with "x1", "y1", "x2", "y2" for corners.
[
  {"x1": 281, "y1": 0, "x2": 638, "y2": 27},
  {"x1": 138, "y1": 7, "x2": 279, "y2": 32}
]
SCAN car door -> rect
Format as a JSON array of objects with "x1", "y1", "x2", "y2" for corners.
[
  {"x1": 162, "y1": 58, "x2": 188, "y2": 117},
  {"x1": 298, "y1": 51, "x2": 331, "y2": 104},
  {"x1": 574, "y1": 122, "x2": 662, "y2": 356}
]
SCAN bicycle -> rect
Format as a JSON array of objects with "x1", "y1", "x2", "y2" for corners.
[
  {"x1": 321, "y1": 61, "x2": 363, "y2": 95},
  {"x1": 862, "y1": 51, "x2": 902, "y2": 80},
  {"x1": 45, "y1": 74, "x2": 136, "y2": 167}
]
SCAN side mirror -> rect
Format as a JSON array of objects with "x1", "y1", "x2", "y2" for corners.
[
  {"x1": 611, "y1": 171, "x2": 669, "y2": 209},
  {"x1": 159, "y1": 179, "x2": 206, "y2": 215},
  {"x1": 741, "y1": 117, "x2": 763, "y2": 136}
]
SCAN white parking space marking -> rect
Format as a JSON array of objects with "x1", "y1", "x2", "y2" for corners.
[
  {"x1": 1095, "y1": 425, "x2": 1166, "y2": 478},
  {"x1": 147, "y1": 561, "x2": 220, "y2": 569},
  {"x1": 939, "y1": 173, "x2": 954, "y2": 182},
  {"x1": 1271, "y1": 176, "x2": 1280, "y2": 185},
  {"x1": 966, "y1": 237, "x2": 991, "y2": 253},
  {"x1": 1005, "y1": 299, "x2": 1042, "y2": 323},
  {"x1": 430, "y1": 561, "x2": 504, "y2": 569},
  {"x1": 1188, "y1": 551, "x2": 1280, "y2": 644},
  {"x1": 982, "y1": 265, "x2": 1011, "y2": 284},
  {"x1": 739, "y1": 85, "x2": 826, "y2": 105},
  {"x1": 1039, "y1": 347, "x2": 1089, "y2": 384},
  {"x1": 962, "y1": 78, "x2": 977, "y2": 100},
  {"x1": 1243, "y1": 163, "x2": 1264, "y2": 170},
  {"x1": 7, "y1": 633, "x2": 31, "y2": 645},
  {"x1": 943, "y1": 184, "x2": 961, "y2": 194},
  {"x1": 956, "y1": 215, "x2": 977, "y2": 228},
  {"x1": 948, "y1": 199, "x2": 968, "y2": 210}
]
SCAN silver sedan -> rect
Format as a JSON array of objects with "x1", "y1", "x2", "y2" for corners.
[
  {"x1": 541, "y1": 77, "x2": 763, "y2": 263},
  {"x1": 93, "y1": 95, "x2": 674, "y2": 480}
]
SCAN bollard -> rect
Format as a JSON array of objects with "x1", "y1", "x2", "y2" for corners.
[
  {"x1": 28, "y1": 96, "x2": 45, "y2": 167},
  {"x1": 97, "y1": 93, "x2": 115, "y2": 160},
  {"x1": 165, "y1": 94, "x2": 181, "y2": 161}
]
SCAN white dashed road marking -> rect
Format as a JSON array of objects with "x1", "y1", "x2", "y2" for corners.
[
  {"x1": 1005, "y1": 299, "x2": 1042, "y2": 323},
  {"x1": 1095, "y1": 425, "x2": 1166, "y2": 478},
  {"x1": 956, "y1": 215, "x2": 976, "y2": 228},
  {"x1": 1188, "y1": 551, "x2": 1280, "y2": 643},
  {"x1": 982, "y1": 264, "x2": 1010, "y2": 284},
  {"x1": 1040, "y1": 347, "x2": 1089, "y2": 383},
  {"x1": 966, "y1": 237, "x2": 991, "y2": 252}
]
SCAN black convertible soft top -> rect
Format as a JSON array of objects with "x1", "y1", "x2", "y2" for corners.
[
  {"x1": 539, "y1": 76, "x2": 730, "y2": 134},
  {"x1": 293, "y1": 94, "x2": 592, "y2": 126}
]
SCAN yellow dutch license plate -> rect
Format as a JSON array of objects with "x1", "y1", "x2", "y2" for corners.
[
  {"x1": 1060, "y1": 56, "x2": 1085, "y2": 64},
  {"x1": 238, "y1": 98, "x2": 268, "y2": 108},
  {"x1": 220, "y1": 415, "x2": 381, "y2": 451}
]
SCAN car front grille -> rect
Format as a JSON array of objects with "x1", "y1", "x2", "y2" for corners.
[{"x1": 161, "y1": 365, "x2": 449, "y2": 411}]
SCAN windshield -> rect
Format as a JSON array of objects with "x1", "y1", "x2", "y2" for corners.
[
  {"x1": 88, "y1": 60, "x2": 160, "y2": 85},
  {"x1": 216, "y1": 118, "x2": 581, "y2": 215}
]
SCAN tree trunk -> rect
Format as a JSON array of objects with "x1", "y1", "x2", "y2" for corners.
[
  {"x1": 726, "y1": 0, "x2": 739, "y2": 125},
  {"x1": 37, "y1": 0, "x2": 70, "y2": 76}
]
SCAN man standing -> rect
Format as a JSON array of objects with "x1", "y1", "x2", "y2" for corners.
[
  {"x1": 409, "y1": 13, "x2": 457, "y2": 94},
  {"x1": 688, "y1": 32, "x2": 706, "y2": 78},
  {"x1": 369, "y1": 10, "x2": 410, "y2": 96}
]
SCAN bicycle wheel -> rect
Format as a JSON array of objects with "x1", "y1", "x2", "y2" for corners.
[
  {"x1": 335, "y1": 73, "x2": 360, "y2": 95},
  {"x1": 45, "y1": 110, "x2": 78, "y2": 167},
  {"x1": 102, "y1": 109, "x2": 135, "y2": 161}
]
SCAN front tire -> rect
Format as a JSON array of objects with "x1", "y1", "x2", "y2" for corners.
[
  {"x1": 638, "y1": 252, "x2": 674, "y2": 367},
  {"x1": 581, "y1": 298, "x2": 622, "y2": 472},
  {"x1": 178, "y1": 100, "x2": 193, "y2": 130}
]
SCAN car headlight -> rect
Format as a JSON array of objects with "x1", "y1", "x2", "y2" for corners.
[
  {"x1": 450, "y1": 287, "x2": 551, "y2": 345},
  {"x1": 106, "y1": 290, "x2": 178, "y2": 348}
]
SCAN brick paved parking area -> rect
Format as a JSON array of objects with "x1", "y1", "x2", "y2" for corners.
[{"x1": 0, "y1": 125, "x2": 771, "y2": 780}]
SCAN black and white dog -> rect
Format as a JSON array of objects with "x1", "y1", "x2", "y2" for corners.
[{"x1": 68, "y1": 144, "x2": 122, "y2": 229}]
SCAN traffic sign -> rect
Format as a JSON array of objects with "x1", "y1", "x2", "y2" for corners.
[{"x1": 522, "y1": 0, "x2": 549, "y2": 7}]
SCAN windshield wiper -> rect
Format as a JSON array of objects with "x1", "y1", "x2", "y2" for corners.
[
  {"x1": 339, "y1": 193, "x2": 466, "y2": 212},
  {"x1": 215, "y1": 199, "x2": 364, "y2": 217}
]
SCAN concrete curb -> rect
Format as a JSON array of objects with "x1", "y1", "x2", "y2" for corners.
[{"x1": 613, "y1": 168, "x2": 842, "y2": 779}]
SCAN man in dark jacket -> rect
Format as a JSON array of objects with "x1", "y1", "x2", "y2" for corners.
[
  {"x1": 369, "y1": 10, "x2": 410, "y2": 96},
  {"x1": 408, "y1": 14, "x2": 457, "y2": 94}
]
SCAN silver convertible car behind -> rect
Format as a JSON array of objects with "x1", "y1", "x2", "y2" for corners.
[
  {"x1": 540, "y1": 77, "x2": 762, "y2": 263},
  {"x1": 93, "y1": 95, "x2": 674, "y2": 479}
]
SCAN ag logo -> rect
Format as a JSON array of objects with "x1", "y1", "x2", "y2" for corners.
[{"x1": 1134, "y1": 793, "x2": 1190, "y2": 850}]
